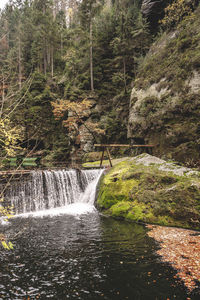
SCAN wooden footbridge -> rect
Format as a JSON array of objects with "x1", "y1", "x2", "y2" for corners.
[{"x1": 94, "y1": 144, "x2": 155, "y2": 167}]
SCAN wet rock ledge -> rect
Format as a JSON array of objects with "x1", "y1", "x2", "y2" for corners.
[{"x1": 96, "y1": 154, "x2": 200, "y2": 230}]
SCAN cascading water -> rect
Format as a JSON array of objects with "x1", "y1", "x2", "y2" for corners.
[{"x1": 3, "y1": 169, "x2": 104, "y2": 215}]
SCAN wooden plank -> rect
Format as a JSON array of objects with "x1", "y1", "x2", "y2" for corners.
[
  {"x1": 0, "y1": 170, "x2": 32, "y2": 176},
  {"x1": 94, "y1": 144, "x2": 155, "y2": 148},
  {"x1": 106, "y1": 147, "x2": 113, "y2": 167},
  {"x1": 95, "y1": 144, "x2": 129, "y2": 147}
]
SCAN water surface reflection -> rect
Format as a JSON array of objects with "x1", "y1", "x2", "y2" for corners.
[{"x1": 0, "y1": 211, "x2": 197, "y2": 299}]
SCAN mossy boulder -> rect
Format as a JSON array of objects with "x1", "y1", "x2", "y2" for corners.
[{"x1": 97, "y1": 154, "x2": 200, "y2": 229}]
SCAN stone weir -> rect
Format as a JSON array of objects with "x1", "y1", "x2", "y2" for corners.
[{"x1": 0, "y1": 169, "x2": 103, "y2": 215}]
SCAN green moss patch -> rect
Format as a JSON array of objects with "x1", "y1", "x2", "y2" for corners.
[{"x1": 82, "y1": 157, "x2": 131, "y2": 169}]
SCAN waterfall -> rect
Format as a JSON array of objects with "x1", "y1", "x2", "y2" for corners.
[{"x1": 3, "y1": 169, "x2": 103, "y2": 215}]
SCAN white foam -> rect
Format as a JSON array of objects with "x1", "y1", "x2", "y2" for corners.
[{"x1": 14, "y1": 203, "x2": 96, "y2": 218}]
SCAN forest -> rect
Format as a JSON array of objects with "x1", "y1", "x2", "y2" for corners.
[
  {"x1": 0, "y1": 0, "x2": 152, "y2": 166},
  {"x1": 1, "y1": 0, "x2": 199, "y2": 166}
]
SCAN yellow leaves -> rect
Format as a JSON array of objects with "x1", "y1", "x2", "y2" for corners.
[
  {"x1": 1, "y1": 241, "x2": 14, "y2": 250},
  {"x1": 1, "y1": 241, "x2": 10, "y2": 249},
  {"x1": 51, "y1": 98, "x2": 106, "y2": 142},
  {"x1": 51, "y1": 98, "x2": 93, "y2": 121},
  {"x1": 0, "y1": 199, "x2": 14, "y2": 251},
  {"x1": 0, "y1": 198, "x2": 14, "y2": 221},
  {"x1": 0, "y1": 118, "x2": 23, "y2": 156},
  {"x1": 160, "y1": 0, "x2": 195, "y2": 28},
  {"x1": 1, "y1": 234, "x2": 14, "y2": 250},
  {"x1": 51, "y1": 98, "x2": 104, "y2": 136},
  {"x1": 68, "y1": 7, "x2": 73, "y2": 17}
]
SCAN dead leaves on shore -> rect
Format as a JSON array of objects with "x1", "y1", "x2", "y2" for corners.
[{"x1": 147, "y1": 225, "x2": 200, "y2": 292}]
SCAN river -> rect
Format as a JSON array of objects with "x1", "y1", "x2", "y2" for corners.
[{"x1": 0, "y1": 169, "x2": 198, "y2": 299}]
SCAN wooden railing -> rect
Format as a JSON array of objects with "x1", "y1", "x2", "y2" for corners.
[{"x1": 94, "y1": 144, "x2": 155, "y2": 167}]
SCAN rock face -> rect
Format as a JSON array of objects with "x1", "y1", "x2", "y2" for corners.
[
  {"x1": 97, "y1": 154, "x2": 200, "y2": 229},
  {"x1": 141, "y1": 0, "x2": 170, "y2": 29},
  {"x1": 128, "y1": 7, "x2": 200, "y2": 164},
  {"x1": 128, "y1": 73, "x2": 200, "y2": 163},
  {"x1": 68, "y1": 90, "x2": 130, "y2": 164}
]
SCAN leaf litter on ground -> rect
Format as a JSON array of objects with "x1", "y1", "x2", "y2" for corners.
[{"x1": 147, "y1": 225, "x2": 200, "y2": 293}]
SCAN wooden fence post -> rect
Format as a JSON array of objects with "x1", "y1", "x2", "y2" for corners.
[
  {"x1": 100, "y1": 147, "x2": 105, "y2": 167},
  {"x1": 106, "y1": 147, "x2": 112, "y2": 167}
]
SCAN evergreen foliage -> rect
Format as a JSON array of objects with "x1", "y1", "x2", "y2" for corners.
[{"x1": 0, "y1": 0, "x2": 151, "y2": 163}]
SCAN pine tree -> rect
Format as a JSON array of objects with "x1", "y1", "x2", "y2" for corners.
[{"x1": 79, "y1": 0, "x2": 104, "y2": 92}]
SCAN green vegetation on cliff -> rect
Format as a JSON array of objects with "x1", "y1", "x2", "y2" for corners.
[
  {"x1": 128, "y1": 5, "x2": 200, "y2": 165},
  {"x1": 97, "y1": 154, "x2": 200, "y2": 229},
  {"x1": 136, "y1": 9, "x2": 200, "y2": 91}
]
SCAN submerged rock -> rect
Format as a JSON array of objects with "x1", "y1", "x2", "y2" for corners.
[{"x1": 97, "y1": 154, "x2": 200, "y2": 229}]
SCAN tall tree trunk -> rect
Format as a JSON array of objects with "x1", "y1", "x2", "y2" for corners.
[
  {"x1": 47, "y1": 45, "x2": 51, "y2": 66},
  {"x1": 61, "y1": 31, "x2": 63, "y2": 56},
  {"x1": 105, "y1": 0, "x2": 112, "y2": 8},
  {"x1": 61, "y1": 0, "x2": 66, "y2": 12},
  {"x1": 53, "y1": 0, "x2": 59, "y2": 19},
  {"x1": 0, "y1": 72, "x2": 5, "y2": 118},
  {"x1": 123, "y1": 56, "x2": 127, "y2": 94},
  {"x1": 90, "y1": 18, "x2": 94, "y2": 92},
  {"x1": 18, "y1": 36, "x2": 22, "y2": 89},
  {"x1": 43, "y1": 5, "x2": 47, "y2": 75},
  {"x1": 51, "y1": 46, "x2": 54, "y2": 77},
  {"x1": 44, "y1": 46, "x2": 47, "y2": 76},
  {"x1": 61, "y1": 0, "x2": 67, "y2": 26}
]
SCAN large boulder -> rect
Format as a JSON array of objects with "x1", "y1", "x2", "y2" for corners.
[{"x1": 97, "y1": 154, "x2": 200, "y2": 229}]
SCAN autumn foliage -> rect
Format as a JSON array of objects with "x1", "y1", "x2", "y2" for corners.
[
  {"x1": 51, "y1": 99, "x2": 105, "y2": 138},
  {"x1": 161, "y1": 0, "x2": 196, "y2": 28},
  {"x1": 0, "y1": 118, "x2": 22, "y2": 157}
]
